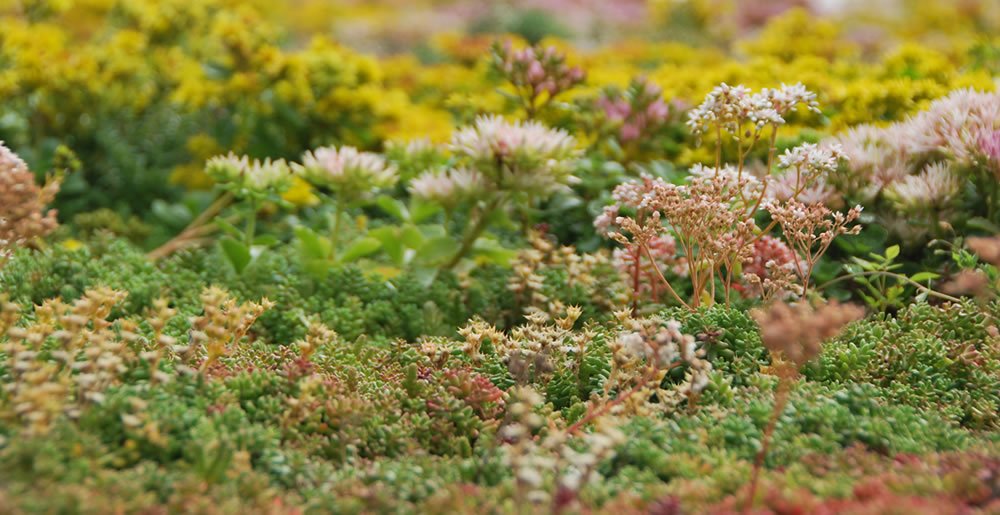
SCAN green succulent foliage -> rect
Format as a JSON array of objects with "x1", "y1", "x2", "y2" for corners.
[
  {"x1": 665, "y1": 306, "x2": 770, "y2": 384},
  {"x1": 541, "y1": 332, "x2": 613, "y2": 410},
  {"x1": 844, "y1": 244, "x2": 941, "y2": 311},
  {"x1": 612, "y1": 382, "x2": 969, "y2": 477},
  {"x1": 0, "y1": 237, "x2": 172, "y2": 314},
  {"x1": 466, "y1": 264, "x2": 521, "y2": 327},
  {"x1": 4, "y1": 197, "x2": 1000, "y2": 513},
  {"x1": 805, "y1": 300, "x2": 1000, "y2": 429}
]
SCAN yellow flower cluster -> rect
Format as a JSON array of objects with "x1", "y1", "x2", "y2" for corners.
[
  {"x1": 398, "y1": 10, "x2": 994, "y2": 136},
  {"x1": 1, "y1": 1, "x2": 996, "y2": 197},
  {"x1": 0, "y1": 0, "x2": 445, "y2": 190}
]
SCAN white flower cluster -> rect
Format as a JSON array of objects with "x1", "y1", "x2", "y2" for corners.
[
  {"x1": 767, "y1": 171, "x2": 839, "y2": 206},
  {"x1": 761, "y1": 82, "x2": 819, "y2": 118},
  {"x1": 777, "y1": 142, "x2": 847, "y2": 175},
  {"x1": 298, "y1": 145, "x2": 398, "y2": 199},
  {"x1": 615, "y1": 317, "x2": 712, "y2": 394},
  {"x1": 688, "y1": 163, "x2": 763, "y2": 200},
  {"x1": 687, "y1": 82, "x2": 819, "y2": 138},
  {"x1": 449, "y1": 115, "x2": 580, "y2": 194},
  {"x1": 885, "y1": 162, "x2": 962, "y2": 212},
  {"x1": 760, "y1": 142, "x2": 848, "y2": 208},
  {"x1": 408, "y1": 167, "x2": 485, "y2": 207},
  {"x1": 205, "y1": 152, "x2": 293, "y2": 196},
  {"x1": 498, "y1": 386, "x2": 552, "y2": 502},
  {"x1": 557, "y1": 417, "x2": 625, "y2": 492}
]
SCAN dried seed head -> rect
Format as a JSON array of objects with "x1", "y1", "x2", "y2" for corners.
[
  {"x1": 752, "y1": 301, "x2": 864, "y2": 367},
  {"x1": 968, "y1": 236, "x2": 1000, "y2": 266}
]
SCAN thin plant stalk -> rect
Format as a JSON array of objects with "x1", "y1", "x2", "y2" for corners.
[
  {"x1": 642, "y1": 243, "x2": 692, "y2": 311},
  {"x1": 244, "y1": 198, "x2": 258, "y2": 248},
  {"x1": 444, "y1": 196, "x2": 504, "y2": 270},
  {"x1": 744, "y1": 372, "x2": 793, "y2": 514},
  {"x1": 148, "y1": 192, "x2": 235, "y2": 260}
]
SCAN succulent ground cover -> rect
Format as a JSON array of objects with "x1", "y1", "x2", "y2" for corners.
[{"x1": 1, "y1": 1, "x2": 1000, "y2": 513}]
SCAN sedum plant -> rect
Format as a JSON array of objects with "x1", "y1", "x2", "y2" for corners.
[
  {"x1": 204, "y1": 153, "x2": 294, "y2": 273},
  {"x1": 1, "y1": 288, "x2": 131, "y2": 435},
  {"x1": 595, "y1": 77, "x2": 677, "y2": 163},
  {"x1": 410, "y1": 115, "x2": 581, "y2": 270},
  {"x1": 745, "y1": 299, "x2": 865, "y2": 511},
  {"x1": 149, "y1": 153, "x2": 295, "y2": 273},
  {"x1": 292, "y1": 145, "x2": 399, "y2": 273},
  {"x1": 0, "y1": 141, "x2": 60, "y2": 269},
  {"x1": 600, "y1": 83, "x2": 864, "y2": 308},
  {"x1": 831, "y1": 89, "x2": 1000, "y2": 242},
  {"x1": 491, "y1": 41, "x2": 585, "y2": 119}
]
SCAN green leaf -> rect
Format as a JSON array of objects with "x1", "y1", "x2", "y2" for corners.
[
  {"x1": 910, "y1": 271, "x2": 940, "y2": 283},
  {"x1": 370, "y1": 227, "x2": 405, "y2": 266},
  {"x1": 471, "y1": 238, "x2": 517, "y2": 265},
  {"x1": 546, "y1": 193, "x2": 583, "y2": 211},
  {"x1": 152, "y1": 200, "x2": 194, "y2": 229},
  {"x1": 419, "y1": 224, "x2": 448, "y2": 239},
  {"x1": 215, "y1": 219, "x2": 243, "y2": 239},
  {"x1": 410, "y1": 199, "x2": 442, "y2": 224},
  {"x1": 863, "y1": 283, "x2": 883, "y2": 298},
  {"x1": 253, "y1": 234, "x2": 279, "y2": 247},
  {"x1": 417, "y1": 236, "x2": 459, "y2": 265},
  {"x1": 400, "y1": 225, "x2": 426, "y2": 249},
  {"x1": 340, "y1": 237, "x2": 382, "y2": 263},
  {"x1": 411, "y1": 266, "x2": 439, "y2": 288},
  {"x1": 294, "y1": 226, "x2": 331, "y2": 260},
  {"x1": 884, "y1": 245, "x2": 900, "y2": 261},
  {"x1": 219, "y1": 238, "x2": 251, "y2": 274},
  {"x1": 302, "y1": 259, "x2": 330, "y2": 279},
  {"x1": 835, "y1": 224, "x2": 887, "y2": 254},
  {"x1": 850, "y1": 257, "x2": 877, "y2": 272},
  {"x1": 376, "y1": 195, "x2": 409, "y2": 222},
  {"x1": 967, "y1": 217, "x2": 1000, "y2": 233}
]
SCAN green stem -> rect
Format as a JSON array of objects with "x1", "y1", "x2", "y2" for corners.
[
  {"x1": 988, "y1": 177, "x2": 999, "y2": 221},
  {"x1": 642, "y1": 243, "x2": 693, "y2": 311},
  {"x1": 331, "y1": 205, "x2": 344, "y2": 262},
  {"x1": 817, "y1": 270, "x2": 962, "y2": 303},
  {"x1": 245, "y1": 198, "x2": 258, "y2": 248},
  {"x1": 444, "y1": 197, "x2": 503, "y2": 270}
]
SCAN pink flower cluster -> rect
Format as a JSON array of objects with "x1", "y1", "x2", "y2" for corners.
[
  {"x1": 830, "y1": 89, "x2": 1000, "y2": 231},
  {"x1": 979, "y1": 129, "x2": 1000, "y2": 172},
  {"x1": 738, "y1": 235, "x2": 801, "y2": 298},
  {"x1": 743, "y1": 236, "x2": 799, "y2": 281},
  {"x1": 904, "y1": 89, "x2": 1000, "y2": 165},
  {"x1": 493, "y1": 41, "x2": 585, "y2": 100},
  {"x1": 597, "y1": 79, "x2": 673, "y2": 143}
]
